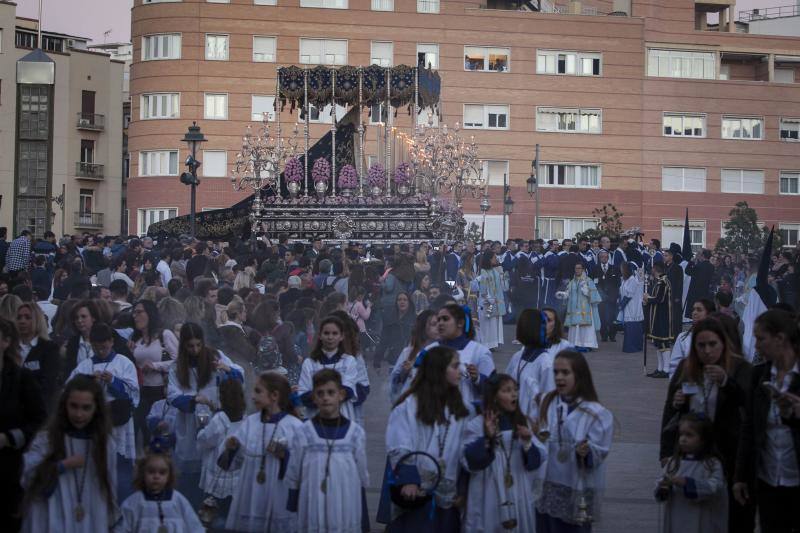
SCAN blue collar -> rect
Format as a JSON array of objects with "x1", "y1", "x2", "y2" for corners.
[
  {"x1": 91, "y1": 351, "x2": 116, "y2": 365},
  {"x1": 261, "y1": 411, "x2": 288, "y2": 424},
  {"x1": 443, "y1": 335, "x2": 470, "y2": 351},
  {"x1": 498, "y1": 412, "x2": 514, "y2": 432},
  {"x1": 143, "y1": 489, "x2": 173, "y2": 501},
  {"x1": 319, "y1": 351, "x2": 343, "y2": 365},
  {"x1": 66, "y1": 428, "x2": 92, "y2": 439},
  {"x1": 522, "y1": 347, "x2": 547, "y2": 362}
]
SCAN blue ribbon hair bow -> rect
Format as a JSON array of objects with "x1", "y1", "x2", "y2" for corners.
[
  {"x1": 289, "y1": 391, "x2": 302, "y2": 407},
  {"x1": 540, "y1": 311, "x2": 548, "y2": 346},
  {"x1": 413, "y1": 348, "x2": 429, "y2": 368},
  {"x1": 462, "y1": 305, "x2": 472, "y2": 335}
]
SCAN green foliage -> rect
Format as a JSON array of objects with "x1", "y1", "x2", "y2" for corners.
[
  {"x1": 575, "y1": 203, "x2": 624, "y2": 241},
  {"x1": 465, "y1": 221, "x2": 483, "y2": 243},
  {"x1": 715, "y1": 201, "x2": 781, "y2": 255}
]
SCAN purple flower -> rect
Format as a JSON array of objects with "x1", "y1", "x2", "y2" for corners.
[
  {"x1": 284, "y1": 157, "x2": 303, "y2": 183},
  {"x1": 367, "y1": 163, "x2": 386, "y2": 188},
  {"x1": 393, "y1": 162, "x2": 411, "y2": 185},
  {"x1": 338, "y1": 164, "x2": 358, "y2": 189},
  {"x1": 312, "y1": 158, "x2": 331, "y2": 183}
]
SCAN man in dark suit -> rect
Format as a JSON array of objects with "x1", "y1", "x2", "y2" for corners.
[
  {"x1": 664, "y1": 245, "x2": 684, "y2": 340},
  {"x1": 591, "y1": 250, "x2": 620, "y2": 342},
  {"x1": 684, "y1": 248, "x2": 714, "y2": 318}
]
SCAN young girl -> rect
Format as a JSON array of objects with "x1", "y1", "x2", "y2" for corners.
[
  {"x1": 389, "y1": 310, "x2": 438, "y2": 404},
  {"x1": 655, "y1": 414, "x2": 728, "y2": 533},
  {"x1": 297, "y1": 316, "x2": 360, "y2": 421},
  {"x1": 167, "y1": 322, "x2": 243, "y2": 507},
  {"x1": 330, "y1": 311, "x2": 371, "y2": 428},
  {"x1": 222, "y1": 372, "x2": 305, "y2": 532},
  {"x1": 433, "y1": 303, "x2": 495, "y2": 406},
  {"x1": 380, "y1": 345, "x2": 471, "y2": 531},
  {"x1": 286, "y1": 369, "x2": 370, "y2": 532},
  {"x1": 463, "y1": 373, "x2": 548, "y2": 532},
  {"x1": 119, "y1": 453, "x2": 203, "y2": 532},
  {"x1": 506, "y1": 308, "x2": 572, "y2": 419},
  {"x1": 535, "y1": 350, "x2": 614, "y2": 533},
  {"x1": 197, "y1": 378, "x2": 246, "y2": 522},
  {"x1": 22, "y1": 375, "x2": 117, "y2": 532}
]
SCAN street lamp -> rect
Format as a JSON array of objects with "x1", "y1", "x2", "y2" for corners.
[
  {"x1": 479, "y1": 191, "x2": 491, "y2": 242},
  {"x1": 503, "y1": 185, "x2": 514, "y2": 215},
  {"x1": 528, "y1": 144, "x2": 540, "y2": 239},
  {"x1": 181, "y1": 122, "x2": 206, "y2": 239}
]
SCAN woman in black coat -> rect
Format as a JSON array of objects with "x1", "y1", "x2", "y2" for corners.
[
  {"x1": 15, "y1": 302, "x2": 60, "y2": 412},
  {"x1": 62, "y1": 299, "x2": 133, "y2": 380},
  {"x1": 374, "y1": 291, "x2": 416, "y2": 370},
  {"x1": 0, "y1": 317, "x2": 47, "y2": 532},
  {"x1": 660, "y1": 317, "x2": 754, "y2": 533}
]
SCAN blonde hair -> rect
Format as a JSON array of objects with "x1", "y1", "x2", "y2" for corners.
[
  {"x1": 223, "y1": 296, "x2": 246, "y2": 323},
  {"x1": 233, "y1": 268, "x2": 255, "y2": 292},
  {"x1": 17, "y1": 302, "x2": 51, "y2": 341},
  {"x1": 0, "y1": 294, "x2": 23, "y2": 322},
  {"x1": 157, "y1": 297, "x2": 186, "y2": 333}
]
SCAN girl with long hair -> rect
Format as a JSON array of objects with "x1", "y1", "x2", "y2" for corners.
[
  {"x1": 379, "y1": 345, "x2": 471, "y2": 531},
  {"x1": 389, "y1": 309, "x2": 438, "y2": 403},
  {"x1": 463, "y1": 374, "x2": 547, "y2": 532},
  {"x1": 535, "y1": 350, "x2": 614, "y2": 533},
  {"x1": 22, "y1": 375, "x2": 117, "y2": 532},
  {"x1": 63, "y1": 299, "x2": 133, "y2": 377},
  {"x1": 222, "y1": 372, "x2": 305, "y2": 532},
  {"x1": 329, "y1": 310, "x2": 370, "y2": 428},
  {"x1": 297, "y1": 316, "x2": 360, "y2": 421},
  {"x1": 666, "y1": 298, "x2": 716, "y2": 378},
  {"x1": 16, "y1": 302, "x2": 61, "y2": 410}
]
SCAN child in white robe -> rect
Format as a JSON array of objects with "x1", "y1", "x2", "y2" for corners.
[
  {"x1": 119, "y1": 453, "x2": 203, "y2": 532},
  {"x1": 22, "y1": 375, "x2": 118, "y2": 533},
  {"x1": 655, "y1": 414, "x2": 728, "y2": 533},
  {"x1": 221, "y1": 372, "x2": 305, "y2": 532},
  {"x1": 67, "y1": 323, "x2": 139, "y2": 502},
  {"x1": 286, "y1": 368, "x2": 370, "y2": 533},
  {"x1": 535, "y1": 350, "x2": 614, "y2": 533},
  {"x1": 463, "y1": 373, "x2": 548, "y2": 533},
  {"x1": 297, "y1": 316, "x2": 360, "y2": 422},
  {"x1": 389, "y1": 310, "x2": 438, "y2": 404},
  {"x1": 329, "y1": 311, "x2": 371, "y2": 427},
  {"x1": 379, "y1": 345, "x2": 472, "y2": 532}
]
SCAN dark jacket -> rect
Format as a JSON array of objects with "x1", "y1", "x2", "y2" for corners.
[
  {"x1": 22, "y1": 338, "x2": 61, "y2": 413},
  {"x1": 735, "y1": 362, "x2": 800, "y2": 488},
  {"x1": 219, "y1": 324, "x2": 258, "y2": 366},
  {"x1": 666, "y1": 262, "x2": 684, "y2": 338},
  {"x1": 661, "y1": 357, "x2": 752, "y2": 480},
  {"x1": 375, "y1": 309, "x2": 415, "y2": 364},
  {"x1": 63, "y1": 331, "x2": 134, "y2": 380},
  {"x1": 591, "y1": 262, "x2": 621, "y2": 303},
  {"x1": 684, "y1": 260, "x2": 714, "y2": 318}
]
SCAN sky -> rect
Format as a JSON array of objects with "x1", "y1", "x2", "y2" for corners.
[{"x1": 13, "y1": 0, "x2": 793, "y2": 45}]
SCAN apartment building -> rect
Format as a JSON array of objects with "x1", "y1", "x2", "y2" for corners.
[
  {"x1": 127, "y1": 0, "x2": 800, "y2": 249},
  {"x1": 0, "y1": 1, "x2": 124, "y2": 237}
]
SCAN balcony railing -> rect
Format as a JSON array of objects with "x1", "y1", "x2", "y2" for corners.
[
  {"x1": 74, "y1": 212, "x2": 104, "y2": 229},
  {"x1": 476, "y1": 0, "x2": 604, "y2": 15},
  {"x1": 740, "y1": 5, "x2": 799, "y2": 23},
  {"x1": 76, "y1": 162, "x2": 104, "y2": 179},
  {"x1": 76, "y1": 112, "x2": 105, "y2": 131}
]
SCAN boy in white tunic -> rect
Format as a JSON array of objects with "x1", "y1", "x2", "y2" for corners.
[{"x1": 286, "y1": 368, "x2": 370, "y2": 533}]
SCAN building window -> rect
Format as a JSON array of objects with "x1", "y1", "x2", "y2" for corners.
[
  {"x1": 780, "y1": 118, "x2": 800, "y2": 141},
  {"x1": 536, "y1": 107, "x2": 601, "y2": 134},
  {"x1": 138, "y1": 208, "x2": 177, "y2": 237},
  {"x1": 417, "y1": 0, "x2": 439, "y2": 13},
  {"x1": 370, "y1": 104, "x2": 388, "y2": 124},
  {"x1": 722, "y1": 116, "x2": 764, "y2": 140},
  {"x1": 463, "y1": 214, "x2": 507, "y2": 241},
  {"x1": 18, "y1": 141, "x2": 49, "y2": 196},
  {"x1": 205, "y1": 34, "x2": 229, "y2": 61},
  {"x1": 780, "y1": 171, "x2": 800, "y2": 195},
  {"x1": 254, "y1": 0, "x2": 277, "y2": 4},
  {"x1": 721, "y1": 169, "x2": 764, "y2": 194},
  {"x1": 663, "y1": 113, "x2": 705, "y2": 137},
  {"x1": 539, "y1": 217, "x2": 598, "y2": 240},
  {"x1": 417, "y1": 107, "x2": 438, "y2": 127},
  {"x1": 19, "y1": 86, "x2": 50, "y2": 139},
  {"x1": 299, "y1": 38, "x2": 347, "y2": 65},
  {"x1": 372, "y1": 0, "x2": 393, "y2": 10},
  {"x1": 647, "y1": 49, "x2": 715, "y2": 80},
  {"x1": 371, "y1": 41, "x2": 393, "y2": 67},
  {"x1": 464, "y1": 46, "x2": 509, "y2": 72},
  {"x1": 202, "y1": 150, "x2": 227, "y2": 177},
  {"x1": 308, "y1": 104, "x2": 346, "y2": 123},
  {"x1": 779, "y1": 224, "x2": 800, "y2": 247},
  {"x1": 143, "y1": 0, "x2": 182, "y2": 3},
  {"x1": 253, "y1": 36, "x2": 276, "y2": 62},
  {"x1": 204, "y1": 93, "x2": 228, "y2": 120},
  {"x1": 140, "y1": 93, "x2": 180, "y2": 120},
  {"x1": 207, "y1": 0, "x2": 231, "y2": 3},
  {"x1": 536, "y1": 50, "x2": 601, "y2": 76},
  {"x1": 541, "y1": 163, "x2": 600, "y2": 188},
  {"x1": 80, "y1": 140, "x2": 95, "y2": 164},
  {"x1": 15, "y1": 30, "x2": 37, "y2": 49},
  {"x1": 417, "y1": 43, "x2": 438, "y2": 69},
  {"x1": 301, "y1": 0, "x2": 347, "y2": 7},
  {"x1": 251, "y1": 95, "x2": 276, "y2": 121},
  {"x1": 463, "y1": 104, "x2": 509, "y2": 130},
  {"x1": 662, "y1": 219, "x2": 705, "y2": 249},
  {"x1": 775, "y1": 68, "x2": 795, "y2": 84},
  {"x1": 482, "y1": 160, "x2": 509, "y2": 187},
  {"x1": 661, "y1": 167, "x2": 706, "y2": 192},
  {"x1": 142, "y1": 33, "x2": 181, "y2": 60},
  {"x1": 140, "y1": 150, "x2": 179, "y2": 176}
]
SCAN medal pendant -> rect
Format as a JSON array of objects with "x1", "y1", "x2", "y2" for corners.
[
  {"x1": 504, "y1": 472, "x2": 514, "y2": 489},
  {"x1": 256, "y1": 470, "x2": 266, "y2": 484},
  {"x1": 557, "y1": 448, "x2": 569, "y2": 463},
  {"x1": 157, "y1": 525, "x2": 169, "y2": 533},
  {"x1": 74, "y1": 504, "x2": 85, "y2": 522}
]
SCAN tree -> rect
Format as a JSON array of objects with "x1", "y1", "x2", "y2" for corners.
[
  {"x1": 576, "y1": 203, "x2": 625, "y2": 242},
  {"x1": 716, "y1": 201, "x2": 782, "y2": 254},
  {"x1": 465, "y1": 221, "x2": 483, "y2": 243}
]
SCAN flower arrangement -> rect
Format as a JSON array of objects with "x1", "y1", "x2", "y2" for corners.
[
  {"x1": 284, "y1": 157, "x2": 303, "y2": 183},
  {"x1": 393, "y1": 162, "x2": 411, "y2": 185},
  {"x1": 312, "y1": 158, "x2": 331, "y2": 183},
  {"x1": 367, "y1": 163, "x2": 386, "y2": 189},
  {"x1": 338, "y1": 164, "x2": 358, "y2": 189}
]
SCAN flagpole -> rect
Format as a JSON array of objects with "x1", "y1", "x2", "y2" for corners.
[{"x1": 643, "y1": 272, "x2": 649, "y2": 375}]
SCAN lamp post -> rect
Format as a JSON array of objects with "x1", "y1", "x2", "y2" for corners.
[
  {"x1": 180, "y1": 122, "x2": 206, "y2": 239},
  {"x1": 50, "y1": 183, "x2": 65, "y2": 236},
  {"x1": 527, "y1": 144, "x2": 540, "y2": 239},
  {"x1": 479, "y1": 191, "x2": 491, "y2": 242}
]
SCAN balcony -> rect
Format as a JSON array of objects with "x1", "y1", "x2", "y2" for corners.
[
  {"x1": 740, "y1": 4, "x2": 799, "y2": 23},
  {"x1": 76, "y1": 112, "x2": 105, "y2": 131},
  {"x1": 74, "y1": 212, "x2": 104, "y2": 229},
  {"x1": 477, "y1": 0, "x2": 605, "y2": 16},
  {"x1": 76, "y1": 162, "x2": 104, "y2": 180}
]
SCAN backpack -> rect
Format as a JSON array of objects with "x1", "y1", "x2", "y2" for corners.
[{"x1": 320, "y1": 275, "x2": 342, "y2": 299}]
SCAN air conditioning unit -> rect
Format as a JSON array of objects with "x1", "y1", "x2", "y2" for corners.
[{"x1": 79, "y1": 118, "x2": 90, "y2": 127}]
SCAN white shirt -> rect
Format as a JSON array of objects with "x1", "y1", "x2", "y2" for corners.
[
  {"x1": 111, "y1": 271, "x2": 135, "y2": 288},
  {"x1": 758, "y1": 363, "x2": 800, "y2": 487},
  {"x1": 19, "y1": 336, "x2": 39, "y2": 363},
  {"x1": 36, "y1": 300, "x2": 58, "y2": 333},
  {"x1": 78, "y1": 336, "x2": 94, "y2": 365},
  {"x1": 157, "y1": 259, "x2": 172, "y2": 287}
]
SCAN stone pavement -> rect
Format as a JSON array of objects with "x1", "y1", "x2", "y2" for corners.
[{"x1": 362, "y1": 325, "x2": 670, "y2": 532}]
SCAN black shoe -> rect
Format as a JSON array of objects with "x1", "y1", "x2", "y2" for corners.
[
  {"x1": 646, "y1": 370, "x2": 661, "y2": 378},
  {"x1": 609, "y1": 337, "x2": 616, "y2": 342},
  {"x1": 657, "y1": 371, "x2": 669, "y2": 379}
]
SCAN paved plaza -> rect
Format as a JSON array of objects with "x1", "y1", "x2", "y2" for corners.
[{"x1": 362, "y1": 325, "x2": 669, "y2": 532}]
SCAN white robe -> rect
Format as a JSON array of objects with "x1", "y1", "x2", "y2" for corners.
[
  {"x1": 118, "y1": 490, "x2": 204, "y2": 532},
  {"x1": 22, "y1": 433, "x2": 118, "y2": 533},
  {"x1": 297, "y1": 354, "x2": 360, "y2": 422},
  {"x1": 658, "y1": 457, "x2": 728, "y2": 533},
  {"x1": 620, "y1": 276, "x2": 645, "y2": 322},
  {"x1": 462, "y1": 416, "x2": 548, "y2": 533},
  {"x1": 668, "y1": 331, "x2": 692, "y2": 378},
  {"x1": 68, "y1": 354, "x2": 140, "y2": 460},
  {"x1": 197, "y1": 411, "x2": 243, "y2": 498},
  {"x1": 536, "y1": 397, "x2": 613, "y2": 525},
  {"x1": 286, "y1": 419, "x2": 369, "y2": 533},
  {"x1": 506, "y1": 339, "x2": 572, "y2": 419},
  {"x1": 353, "y1": 354, "x2": 370, "y2": 427},
  {"x1": 389, "y1": 346, "x2": 416, "y2": 405},
  {"x1": 423, "y1": 340, "x2": 495, "y2": 406},
  {"x1": 225, "y1": 411, "x2": 305, "y2": 533}
]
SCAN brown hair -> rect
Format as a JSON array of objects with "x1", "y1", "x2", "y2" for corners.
[
  {"x1": 539, "y1": 350, "x2": 600, "y2": 425},
  {"x1": 397, "y1": 345, "x2": 469, "y2": 425},
  {"x1": 680, "y1": 318, "x2": 740, "y2": 384},
  {"x1": 132, "y1": 453, "x2": 176, "y2": 492},
  {"x1": 176, "y1": 322, "x2": 217, "y2": 389},
  {"x1": 309, "y1": 316, "x2": 346, "y2": 361},
  {"x1": 219, "y1": 377, "x2": 246, "y2": 422}
]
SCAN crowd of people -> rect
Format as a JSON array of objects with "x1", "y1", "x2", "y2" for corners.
[{"x1": 0, "y1": 225, "x2": 798, "y2": 533}]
